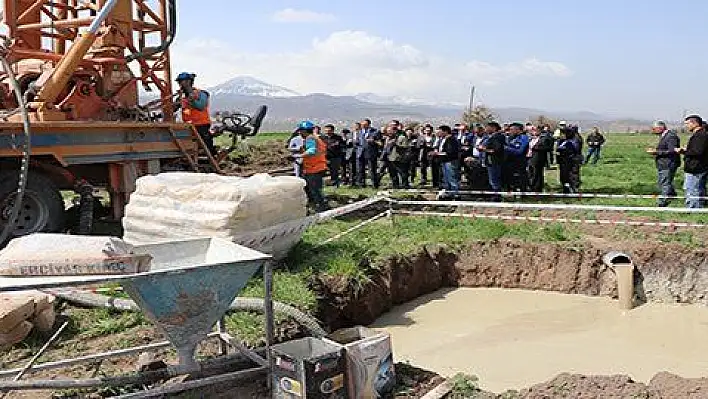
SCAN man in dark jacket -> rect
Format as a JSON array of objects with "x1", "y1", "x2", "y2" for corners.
[
  {"x1": 431, "y1": 125, "x2": 461, "y2": 199},
  {"x1": 527, "y1": 127, "x2": 554, "y2": 192},
  {"x1": 418, "y1": 125, "x2": 435, "y2": 187},
  {"x1": 556, "y1": 127, "x2": 582, "y2": 193},
  {"x1": 679, "y1": 114, "x2": 708, "y2": 208},
  {"x1": 504, "y1": 123, "x2": 530, "y2": 192},
  {"x1": 356, "y1": 119, "x2": 382, "y2": 188},
  {"x1": 647, "y1": 120, "x2": 680, "y2": 207},
  {"x1": 341, "y1": 128, "x2": 354, "y2": 185},
  {"x1": 584, "y1": 127, "x2": 606, "y2": 165},
  {"x1": 480, "y1": 122, "x2": 506, "y2": 201},
  {"x1": 322, "y1": 124, "x2": 345, "y2": 187}
]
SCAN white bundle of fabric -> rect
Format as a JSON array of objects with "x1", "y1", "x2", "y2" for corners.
[{"x1": 122, "y1": 172, "x2": 308, "y2": 260}]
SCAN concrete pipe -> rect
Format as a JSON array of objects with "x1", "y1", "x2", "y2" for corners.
[{"x1": 602, "y1": 251, "x2": 634, "y2": 310}]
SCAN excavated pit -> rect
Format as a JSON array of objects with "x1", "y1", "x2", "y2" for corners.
[
  {"x1": 310, "y1": 238, "x2": 708, "y2": 396},
  {"x1": 312, "y1": 239, "x2": 708, "y2": 330}
]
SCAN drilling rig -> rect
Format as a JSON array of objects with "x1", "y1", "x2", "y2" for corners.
[{"x1": 0, "y1": 0, "x2": 265, "y2": 241}]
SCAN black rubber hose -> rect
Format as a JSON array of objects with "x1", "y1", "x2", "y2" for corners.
[
  {"x1": 0, "y1": 47, "x2": 31, "y2": 245},
  {"x1": 77, "y1": 182, "x2": 94, "y2": 235},
  {"x1": 45, "y1": 289, "x2": 328, "y2": 338},
  {"x1": 126, "y1": 0, "x2": 176, "y2": 62}
]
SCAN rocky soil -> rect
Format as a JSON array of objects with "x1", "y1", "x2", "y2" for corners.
[{"x1": 516, "y1": 372, "x2": 708, "y2": 399}]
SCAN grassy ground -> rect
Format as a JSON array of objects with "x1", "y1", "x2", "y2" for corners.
[{"x1": 5, "y1": 132, "x2": 707, "y2": 385}]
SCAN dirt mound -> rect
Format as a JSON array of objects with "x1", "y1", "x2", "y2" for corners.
[
  {"x1": 649, "y1": 372, "x2": 708, "y2": 398},
  {"x1": 221, "y1": 141, "x2": 292, "y2": 175},
  {"x1": 312, "y1": 239, "x2": 708, "y2": 330},
  {"x1": 521, "y1": 374, "x2": 656, "y2": 398},
  {"x1": 520, "y1": 372, "x2": 708, "y2": 398}
]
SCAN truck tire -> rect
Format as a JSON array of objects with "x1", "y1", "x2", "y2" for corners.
[{"x1": 0, "y1": 171, "x2": 66, "y2": 238}]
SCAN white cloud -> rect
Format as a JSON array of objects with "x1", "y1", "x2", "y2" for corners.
[
  {"x1": 271, "y1": 8, "x2": 336, "y2": 23},
  {"x1": 169, "y1": 30, "x2": 571, "y2": 105}
]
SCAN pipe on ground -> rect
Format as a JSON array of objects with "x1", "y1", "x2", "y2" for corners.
[
  {"x1": 602, "y1": 251, "x2": 635, "y2": 310},
  {"x1": 45, "y1": 289, "x2": 327, "y2": 337}
]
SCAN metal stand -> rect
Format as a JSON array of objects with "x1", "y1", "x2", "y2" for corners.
[{"x1": 0, "y1": 237, "x2": 276, "y2": 398}]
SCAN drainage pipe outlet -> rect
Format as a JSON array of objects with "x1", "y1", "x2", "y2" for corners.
[{"x1": 602, "y1": 251, "x2": 635, "y2": 310}]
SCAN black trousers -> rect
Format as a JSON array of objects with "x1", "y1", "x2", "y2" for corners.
[
  {"x1": 328, "y1": 157, "x2": 342, "y2": 186},
  {"x1": 505, "y1": 161, "x2": 528, "y2": 192},
  {"x1": 528, "y1": 158, "x2": 546, "y2": 192},
  {"x1": 559, "y1": 160, "x2": 581, "y2": 193},
  {"x1": 431, "y1": 160, "x2": 442, "y2": 188},
  {"x1": 195, "y1": 124, "x2": 216, "y2": 155},
  {"x1": 357, "y1": 156, "x2": 380, "y2": 188},
  {"x1": 388, "y1": 161, "x2": 411, "y2": 189}
]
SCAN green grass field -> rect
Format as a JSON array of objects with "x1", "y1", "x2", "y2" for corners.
[{"x1": 9, "y1": 132, "x2": 707, "y2": 361}]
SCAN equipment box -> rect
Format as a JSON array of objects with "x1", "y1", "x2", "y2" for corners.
[
  {"x1": 324, "y1": 326, "x2": 396, "y2": 399},
  {"x1": 271, "y1": 337, "x2": 348, "y2": 398}
]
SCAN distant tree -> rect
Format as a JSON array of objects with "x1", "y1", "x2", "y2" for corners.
[
  {"x1": 405, "y1": 121, "x2": 421, "y2": 131},
  {"x1": 462, "y1": 105, "x2": 496, "y2": 126},
  {"x1": 532, "y1": 115, "x2": 559, "y2": 129}
]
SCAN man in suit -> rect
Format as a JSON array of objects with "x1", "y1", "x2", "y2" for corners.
[
  {"x1": 479, "y1": 122, "x2": 506, "y2": 201},
  {"x1": 527, "y1": 126, "x2": 554, "y2": 192},
  {"x1": 356, "y1": 118, "x2": 382, "y2": 188},
  {"x1": 417, "y1": 124, "x2": 435, "y2": 187},
  {"x1": 431, "y1": 125, "x2": 461, "y2": 199},
  {"x1": 647, "y1": 120, "x2": 681, "y2": 207}
]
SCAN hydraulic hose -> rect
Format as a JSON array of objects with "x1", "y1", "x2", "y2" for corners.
[
  {"x1": 76, "y1": 181, "x2": 94, "y2": 235},
  {"x1": 126, "y1": 0, "x2": 176, "y2": 62},
  {"x1": 44, "y1": 289, "x2": 328, "y2": 338},
  {"x1": 0, "y1": 40, "x2": 32, "y2": 245}
]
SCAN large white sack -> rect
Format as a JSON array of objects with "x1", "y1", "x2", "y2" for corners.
[
  {"x1": 0, "y1": 234, "x2": 150, "y2": 276},
  {"x1": 124, "y1": 176, "x2": 306, "y2": 233},
  {"x1": 121, "y1": 173, "x2": 308, "y2": 259}
]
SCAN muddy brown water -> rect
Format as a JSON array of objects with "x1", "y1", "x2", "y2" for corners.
[{"x1": 371, "y1": 287, "x2": 708, "y2": 393}]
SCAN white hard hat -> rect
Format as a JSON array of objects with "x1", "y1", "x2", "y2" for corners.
[{"x1": 559, "y1": 120, "x2": 567, "y2": 125}]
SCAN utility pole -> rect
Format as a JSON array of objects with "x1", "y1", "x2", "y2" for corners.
[{"x1": 468, "y1": 85, "x2": 476, "y2": 111}]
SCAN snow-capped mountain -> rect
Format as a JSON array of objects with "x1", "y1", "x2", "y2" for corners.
[
  {"x1": 209, "y1": 76, "x2": 300, "y2": 98},
  {"x1": 205, "y1": 75, "x2": 634, "y2": 131},
  {"x1": 355, "y1": 92, "x2": 464, "y2": 109}
]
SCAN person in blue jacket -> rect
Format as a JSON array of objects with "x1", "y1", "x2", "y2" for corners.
[
  {"x1": 504, "y1": 123, "x2": 530, "y2": 192},
  {"x1": 556, "y1": 127, "x2": 583, "y2": 193}
]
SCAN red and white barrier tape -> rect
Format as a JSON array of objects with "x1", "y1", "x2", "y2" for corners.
[
  {"x1": 386, "y1": 189, "x2": 708, "y2": 201},
  {"x1": 316, "y1": 196, "x2": 386, "y2": 221},
  {"x1": 318, "y1": 211, "x2": 390, "y2": 246},
  {"x1": 392, "y1": 210, "x2": 708, "y2": 229},
  {"x1": 387, "y1": 198, "x2": 708, "y2": 214}
]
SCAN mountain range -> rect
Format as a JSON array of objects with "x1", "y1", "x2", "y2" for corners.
[{"x1": 204, "y1": 76, "x2": 649, "y2": 131}]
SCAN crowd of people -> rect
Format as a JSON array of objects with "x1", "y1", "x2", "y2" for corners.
[
  {"x1": 287, "y1": 114, "x2": 708, "y2": 210},
  {"x1": 172, "y1": 71, "x2": 706, "y2": 210},
  {"x1": 287, "y1": 119, "x2": 608, "y2": 206}
]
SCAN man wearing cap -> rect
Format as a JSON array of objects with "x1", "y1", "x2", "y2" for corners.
[
  {"x1": 646, "y1": 121, "x2": 680, "y2": 207},
  {"x1": 292, "y1": 121, "x2": 329, "y2": 212},
  {"x1": 678, "y1": 115, "x2": 708, "y2": 208},
  {"x1": 174, "y1": 72, "x2": 215, "y2": 155}
]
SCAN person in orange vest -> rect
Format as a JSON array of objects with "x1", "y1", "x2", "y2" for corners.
[
  {"x1": 174, "y1": 72, "x2": 216, "y2": 155},
  {"x1": 292, "y1": 120, "x2": 330, "y2": 212}
]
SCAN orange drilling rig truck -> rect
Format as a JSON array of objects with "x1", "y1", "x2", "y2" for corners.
[{"x1": 0, "y1": 0, "x2": 266, "y2": 243}]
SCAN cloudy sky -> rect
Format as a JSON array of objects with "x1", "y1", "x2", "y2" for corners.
[{"x1": 3, "y1": 1, "x2": 706, "y2": 119}]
